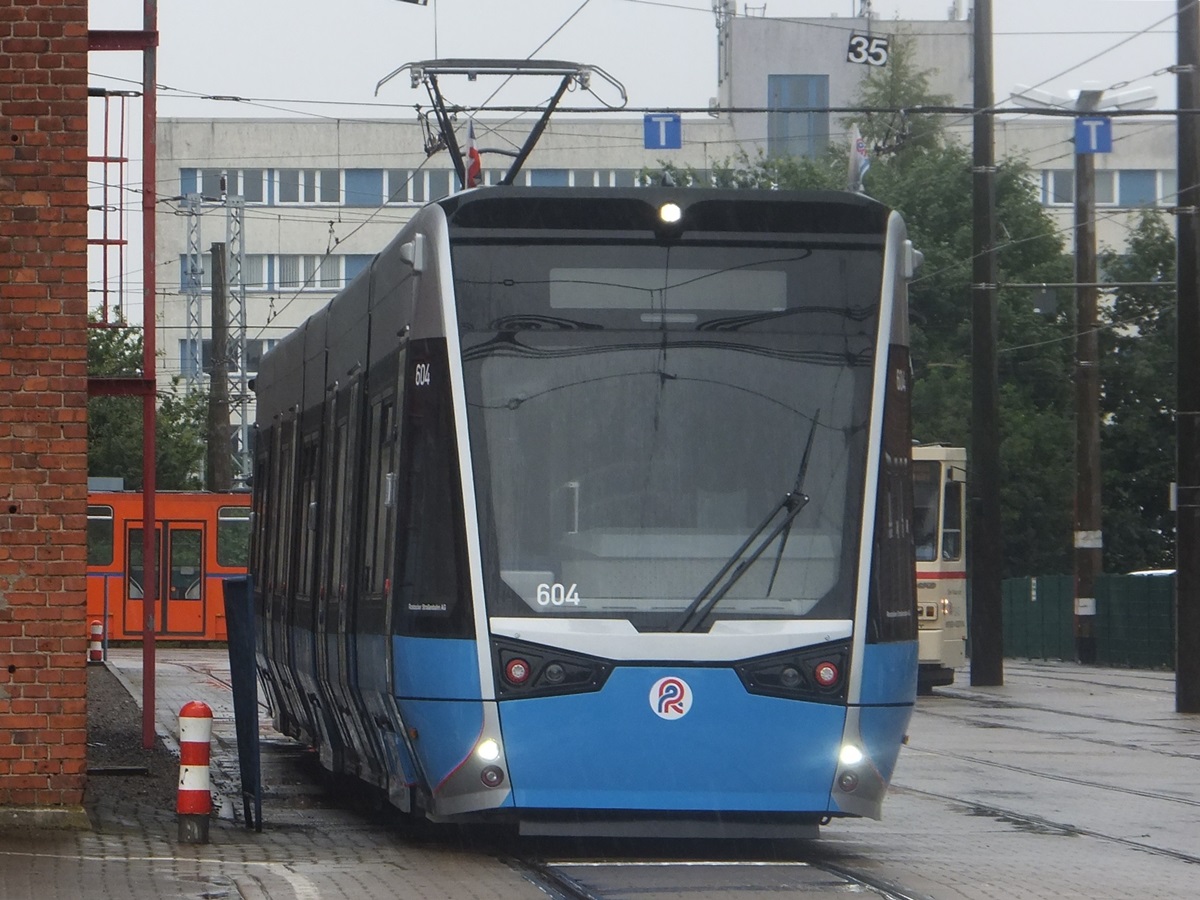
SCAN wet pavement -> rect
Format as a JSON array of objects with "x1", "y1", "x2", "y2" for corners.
[{"x1": 1, "y1": 650, "x2": 1198, "y2": 899}]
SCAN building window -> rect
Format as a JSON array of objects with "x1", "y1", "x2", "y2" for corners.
[
  {"x1": 303, "y1": 255, "x2": 340, "y2": 290},
  {"x1": 1044, "y1": 169, "x2": 1118, "y2": 206},
  {"x1": 1044, "y1": 169, "x2": 1073, "y2": 205},
  {"x1": 277, "y1": 255, "x2": 304, "y2": 289},
  {"x1": 239, "y1": 169, "x2": 265, "y2": 204},
  {"x1": 277, "y1": 169, "x2": 341, "y2": 204},
  {"x1": 385, "y1": 169, "x2": 415, "y2": 203},
  {"x1": 344, "y1": 254, "x2": 373, "y2": 284},
  {"x1": 243, "y1": 255, "x2": 266, "y2": 291},
  {"x1": 201, "y1": 168, "x2": 225, "y2": 200},
  {"x1": 767, "y1": 74, "x2": 830, "y2": 159},
  {"x1": 179, "y1": 254, "x2": 267, "y2": 292},
  {"x1": 1119, "y1": 169, "x2": 1157, "y2": 208},
  {"x1": 1162, "y1": 170, "x2": 1178, "y2": 205},
  {"x1": 529, "y1": 169, "x2": 570, "y2": 187},
  {"x1": 180, "y1": 338, "x2": 278, "y2": 378},
  {"x1": 345, "y1": 169, "x2": 383, "y2": 207},
  {"x1": 427, "y1": 170, "x2": 452, "y2": 201}
]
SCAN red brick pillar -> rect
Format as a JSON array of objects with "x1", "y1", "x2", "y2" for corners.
[{"x1": 0, "y1": 0, "x2": 91, "y2": 813}]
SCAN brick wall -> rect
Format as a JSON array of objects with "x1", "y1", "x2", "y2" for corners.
[{"x1": 0, "y1": 0, "x2": 91, "y2": 808}]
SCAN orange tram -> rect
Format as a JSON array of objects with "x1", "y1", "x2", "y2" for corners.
[{"x1": 86, "y1": 491, "x2": 251, "y2": 643}]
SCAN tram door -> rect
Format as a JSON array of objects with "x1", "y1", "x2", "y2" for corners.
[{"x1": 125, "y1": 521, "x2": 207, "y2": 637}]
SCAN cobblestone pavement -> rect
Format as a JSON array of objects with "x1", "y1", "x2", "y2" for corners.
[{"x1": 2, "y1": 652, "x2": 1198, "y2": 899}]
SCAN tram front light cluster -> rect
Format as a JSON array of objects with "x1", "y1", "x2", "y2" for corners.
[
  {"x1": 659, "y1": 202, "x2": 682, "y2": 224},
  {"x1": 734, "y1": 641, "x2": 850, "y2": 703},
  {"x1": 940, "y1": 597, "x2": 953, "y2": 616},
  {"x1": 837, "y1": 743, "x2": 865, "y2": 793},
  {"x1": 492, "y1": 638, "x2": 613, "y2": 699}
]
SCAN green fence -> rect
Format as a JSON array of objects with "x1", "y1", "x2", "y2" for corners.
[{"x1": 1001, "y1": 574, "x2": 1175, "y2": 669}]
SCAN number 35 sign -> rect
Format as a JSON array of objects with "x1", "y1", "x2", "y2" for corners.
[{"x1": 847, "y1": 33, "x2": 890, "y2": 67}]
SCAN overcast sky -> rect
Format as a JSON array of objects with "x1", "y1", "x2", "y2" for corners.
[{"x1": 86, "y1": 1, "x2": 1183, "y2": 119}]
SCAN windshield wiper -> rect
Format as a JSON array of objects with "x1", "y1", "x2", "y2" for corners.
[{"x1": 671, "y1": 413, "x2": 820, "y2": 633}]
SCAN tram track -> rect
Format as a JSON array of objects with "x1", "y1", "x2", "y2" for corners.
[
  {"x1": 913, "y1": 705, "x2": 1200, "y2": 762},
  {"x1": 506, "y1": 851, "x2": 935, "y2": 899},
  {"x1": 894, "y1": 784, "x2": 1200, "y2": 867},
  {"x1": 903, "y1": 744, "x2": 1200, "y2": 807}
]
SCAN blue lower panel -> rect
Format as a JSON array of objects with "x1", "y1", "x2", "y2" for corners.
[
  {"x1": 858, "y1": 703, "x2": 912, "y2": 785},
  {"x1": 857, "y1": 641, "x2": 918, "y2": 705},
  {"x1": 396, "y1": 698, "x2": 485, "y2": 788},
  {"x1": 393, "y1": 636, "x2": 480, "y2": 700},
  {"x1": 498, "y1": 667, "x2": 846, "y2": 812}
]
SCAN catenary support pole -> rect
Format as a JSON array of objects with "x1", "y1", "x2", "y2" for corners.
[
  {"x1": 970, "y1": 0, "x2": 1004, "y2": 685},
  {"x1": 1073, "y1": 137, "x2": 1102, "y2": 665},
  {"x1": 207, "y1": 244, "x2": 233, "y2": 492},
  {"x1": 1176, "y1": 0, "x2": 1200, "y2": 713}
]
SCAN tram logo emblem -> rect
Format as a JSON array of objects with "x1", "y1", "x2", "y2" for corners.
[{"x1": 650, "y1": 677, "x2": 692, "y2": 719}]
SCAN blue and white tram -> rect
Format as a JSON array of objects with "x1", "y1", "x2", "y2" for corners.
[{"x1": 251, "y1": 187, "x2": 921, "y2": 837}]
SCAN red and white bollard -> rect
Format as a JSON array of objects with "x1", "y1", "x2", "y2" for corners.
[
  {"x1": 177, "y1": 700, "x2": 213, "y2": 843},
  {"x1": 87, "y1": 620, "x2": 104, "y2": 665}
]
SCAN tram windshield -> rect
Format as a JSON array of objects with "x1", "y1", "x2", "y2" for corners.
[{"x1": 454, "y1": 240, "x2": 883, "y2": 630}]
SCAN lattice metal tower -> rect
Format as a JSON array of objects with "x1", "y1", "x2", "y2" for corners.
[
  {"x1": 224, "y1": 196, "x2": 250, "y2": 484},
  {"x1": 182, "y1": 193, "x2": 204, "y2": 393}
]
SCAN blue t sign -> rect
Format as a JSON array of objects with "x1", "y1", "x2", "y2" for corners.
[
  {"x1": 644, "y1": 113, "x2": 682, "y2": 150},
  {"x1": 1075, "y1": 117, "x2": 1112, "y2": 154}
]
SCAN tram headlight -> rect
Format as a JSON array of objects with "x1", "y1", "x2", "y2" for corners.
[
  {"x1": 659, "y1": 202, "x2": 682, "y2": 224},
  {"x1": 476, "y1": 738, "x2": 501, "y2": 762},
  {"x1": 839, "y1": 744, "x2": 864, "y2": 767},
  {"x1": 940, "y1": 597, "x2": 952, "y2": 616},
  {"x1": 480, "y1": 765, "x2": 505, "y2": 788}
]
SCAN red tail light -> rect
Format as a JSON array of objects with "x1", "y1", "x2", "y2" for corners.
[
  {"x1": 504, "y1": 658, "x2": 531, "y2": 685},
  {"x1": 814, "y1": 661, "x2": 839, "y2": 687}
]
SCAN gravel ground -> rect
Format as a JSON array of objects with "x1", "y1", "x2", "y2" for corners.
[{"x1": 85, "y1": 663, "x2": 181, "y2": 825}]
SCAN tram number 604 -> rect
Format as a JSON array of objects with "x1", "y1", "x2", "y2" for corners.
[
  {"x1": 415, "y1": 362, "x2": 432, "y2": 386},
  {"x1": 536, "y1": 582, "x2": 581, "y2": 606}
]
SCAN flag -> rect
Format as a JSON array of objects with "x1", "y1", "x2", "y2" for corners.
[
  {"x1": 465, "y1": 118, "x2": 482, "y2": 189},
  {"x1": 848, "y1": 124, "x2": 870, "y2": 193}
]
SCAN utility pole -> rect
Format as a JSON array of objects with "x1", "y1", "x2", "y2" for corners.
[
  {"x1": 1009, "y1": 85, "x2": 1155, "y2": 666},
  {"x1": 1176, "y1": 0, "x2": 1200, "y2": 712},
  {"x1": 970, "y1": 0, "x2": 1004, "y2": 686},
  {"x1": 1073, "y1": 94, "x2": 1105, "y2": 666},
  {"x1": 207, "y1": 243, "x2": 233, "y2": 492}
]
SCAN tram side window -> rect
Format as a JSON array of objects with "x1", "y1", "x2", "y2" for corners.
[
  {"x1": 942, "y1": 481, "x2": 964, "y2": 561},
  {"x1": 88, "y1": 506, "x2": 114, "y2": 566},
  {"x1": 127, "y1": 529, "x2": 160, "y2": 599},
  {"x1": 911, "y1": 464, "x2": 939, "y2": 563},
  {"x1": 296, "y1": 437, "x2": 321, "y2": 602},
  {"x1": 396, "y1": 359, "x2": 471, "y2": 637},
  {"x1": 329, "y1": 422, "x2": 350, "y2": 595},
  {"x1": 170, "y1": 530, "x2": 202, "y2": 599},
  {"x1": 217, "y1": 506, "x2": 251, "y2": 567}
]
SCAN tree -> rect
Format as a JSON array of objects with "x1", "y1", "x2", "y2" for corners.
[
  {"x1": 1098, "y1": 211, "x2": 1177, "y2": 572},
  {"x1": 844, "y1": 31, "x2": 954, "y2": 158},
  {"x1": 88, "y1": 316, "x2": 208, "y2": 490}
]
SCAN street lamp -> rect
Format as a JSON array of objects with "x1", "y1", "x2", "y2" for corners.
[{"x1": 1011, "y1": 82, "x2": 1156, "y2": 664}]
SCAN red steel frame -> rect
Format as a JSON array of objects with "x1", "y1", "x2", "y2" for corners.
[{"x1": 88, "y1": 5, "x2": 159, "y2": 748}]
